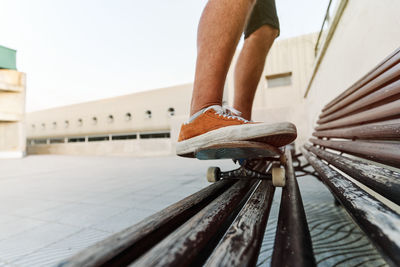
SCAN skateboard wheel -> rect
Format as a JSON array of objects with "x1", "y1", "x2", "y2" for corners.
[
  {"x1": 272, "y1": 167, "x2": 286, "y2": 187},
  {"x1": 207, "y1": 167, "x2": 221, "y2": 183}
]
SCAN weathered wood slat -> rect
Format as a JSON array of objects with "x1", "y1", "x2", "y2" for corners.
[
  {"x1": 131, "y1": 180, "x2": 257, "y2": 267},
  {"x1": 301, "y1": 147, "x2": 400, "y2": 267},
  {"x1": 304, "y1": 144, "x2": 400, "y2": 205},
  {"x1": 322, "y1": 47, "x2": 400, "y2": 112},
  {"x1": 309, "y1": 138, "x2": 400, "y2": 168},
  {"x1": 205, "y1": 180, "x2": 275, "y2": 267},
  {"x1": 320, "y1": 57, "x2": 400, "y2": 118},
  {"x1": 313, "y1": 119, "x2": 400, "y2": 140},
  {"x1": 271, "y1": 150, "x2": 316, "y2": 267},
  {"x1": 318, "y1": 79, "x2": 400, "y2": 124},
  {"x1": 315, "y1": 99, "x2": 400, "y2": 131},
  {"x1": 57, "y1": 180, "x2": 234, "y2": 267}
]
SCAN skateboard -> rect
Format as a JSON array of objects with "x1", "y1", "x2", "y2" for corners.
[{"x1": 195, "y1": 141, "x2": 287, "y2": 187}]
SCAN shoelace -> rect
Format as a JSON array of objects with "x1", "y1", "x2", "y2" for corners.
[
  {"x1": 205, "y1": 105, "x2": 249, "y2": 122},
  {"x1": 222, "y1": 106, "x2": 254, "y2": 122}
]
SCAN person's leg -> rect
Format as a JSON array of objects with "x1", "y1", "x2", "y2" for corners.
[
  {"x1": 190, "y1": 0, "x2": 256, "y2": 116},
  {"x1": 233, "y1": 0, "x2": 280, "y2": 120},
  {"x1": 233, "y1": 25, "x2": 278, "y2": 120}
]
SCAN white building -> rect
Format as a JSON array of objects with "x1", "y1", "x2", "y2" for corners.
[
  {"x1": 0, "y1": 69, "x2": 26, "y2": 158},
  {"x1": 27, "y1": 83, "x2": 192, "y2": 157}
]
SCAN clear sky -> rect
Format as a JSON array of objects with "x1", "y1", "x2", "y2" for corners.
[{"x1": 1, "y1": 0, "x2": 329, "y2": 112}]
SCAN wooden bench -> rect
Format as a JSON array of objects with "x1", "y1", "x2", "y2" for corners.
[
  {"x1": 58, "y1": 146, "x2": 317, "y2": 267},
  {"x1": 58, "y1": 49, "x2": 400, "y2": 267},
  {"x1": 301, "y1": 47, "x2": 400, "y2": 266}
]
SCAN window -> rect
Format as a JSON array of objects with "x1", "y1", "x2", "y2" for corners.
[
  {"x1": 88, "y1": 136, "x2": 109, "y2": 142},
  {"x1": 52, "y1": 122, "x2": 57, "y2": 129},
  {"x1": 125, "y1": 113, "x2": 132, "y2": 121},
  {"x1": 168, "y1": 107, "x2": 175, "y2": 117},
  {"x1": 65, "y1": 120, "x2": 69, "y2": 128},
  {"x1": 68, "y1": 137, "x2": 85, "y2": 143},
  {"x1": 33, "y1": 139, "x2": 47, "y2": 145},
  {"x1": 92, "y1": 117, "x2": 98, "y2": 125},
  {"x1": 41, "y1": 123, "x2": 46, "y2": 129},
  {"x1": 140, "y1": 132, "x2": 170, "y2": 139},
  {"x1": 31, "y1": 124, "x2": 35, "y2": 130},
  {"x1": 145, "y1": 110, "x2": 152, "y2": 119},
  {"x1": 77, "y1": 119, "x2": 83, "y2": 126},
  {"x1": 266, "y1": 72, "x2": 292, "y2": 88},
  {"x1": 49, "y1": 138, "x2": 64, "y2": 144},
  {"x1": 112, "y1": 134, "x2": 137, "y2": 140},
  {"x1": 108, "y1": 115, "x2": 114, "y2": 123}
]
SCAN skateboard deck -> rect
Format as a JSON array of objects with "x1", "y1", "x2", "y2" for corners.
[{"x1": 195, "y1": 140, "x2": 282, "y2": 160}]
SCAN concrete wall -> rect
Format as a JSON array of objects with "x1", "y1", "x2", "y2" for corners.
[
  {"x1": 304, "y1": 0, "x2": 400, "y2": 140},
  {"x1": 0, "y1": 70, "x2": 26, "y2": 158}
]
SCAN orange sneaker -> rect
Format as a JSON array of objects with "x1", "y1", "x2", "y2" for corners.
[{"x1": 176, "y1": 105, "x2": 297, "y2": 157}]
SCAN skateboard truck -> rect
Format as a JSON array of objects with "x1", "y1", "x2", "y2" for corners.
[
  {"x1": 197, "y1": 141, "x2": 287, "y2": 187},
  {"x1": 206, "y1": 156, "x2": 286, "y2": 187}
]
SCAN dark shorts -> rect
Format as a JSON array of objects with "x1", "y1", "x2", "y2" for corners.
[{"x1": 244, "y1": 0, "x2": 280, "y2": 39}]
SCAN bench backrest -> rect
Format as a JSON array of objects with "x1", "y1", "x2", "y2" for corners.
[{"x1": 302, "y1": 47, "x2": 400, "y2": 266}]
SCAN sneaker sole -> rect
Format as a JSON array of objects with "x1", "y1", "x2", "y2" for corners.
[
  {"x1": 195, "y1": 141, "x2": 281, "y2": 160},
  {"x1": 176, "y1": 122, "x2": 296, "y2": 158}
]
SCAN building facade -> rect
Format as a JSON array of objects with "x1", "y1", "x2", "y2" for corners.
[
  {"x1": 27, "y1": 83, "x2": 192, "y2": 156},
  {"x1": 0, "y1": 46, "x2": 26, "y2": 158}
]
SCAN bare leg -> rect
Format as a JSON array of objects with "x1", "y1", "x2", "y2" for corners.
[
  {"x1": 233, "y1": 25, "x2": 278, "y2": 120},
  {"x1": 190, "y1": 0, "x2": 256, "y2": 116}
]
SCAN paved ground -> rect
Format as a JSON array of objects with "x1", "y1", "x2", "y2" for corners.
[
  {"x1": 257, "y1": 175, "x2": 387, "y2": 267},
  {"x1": 0, "y1": 155, "x2": 387, "y2": 266}
]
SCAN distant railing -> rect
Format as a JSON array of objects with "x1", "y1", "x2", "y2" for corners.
[
  {"x1": 304, "y1": 0, "x2": 348, "y2": 97},
  {"x1": 314, "y1": 0, "x2": 334, "y2": 57}
]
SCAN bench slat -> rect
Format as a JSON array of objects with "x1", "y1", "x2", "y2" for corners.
[
  {"x1": 304, "y1": 144, "x2": 400, "y2": 205},
  {"x1": 313, "y1": 119, "x2": 400, "y2": 140},
  {"x1": 321, "y1": 53, "x2": 400, "y2": 117},
  {"x1": 318, "y1": 79, "x2": 400, "y2": 124},
  {"x1": 131, "y1": 180, "x2": 257, "y2": 267},
  {"x1": 301, "y1": 147, "x2": 400, "y2": 267},
  {"x1": 322, "y1": 48, "x2": 400, "y2": 112},
  {"x1": 57, "y1": 180, "x2": 234, "y2": 267},
  {"x1": 321, "y1": 63, "x2": 400, "y2": 118},
  {"x1": 205, "y1": 180, "x2": 275, "y2": 267},
  {"x1": 271, "y1": 150, "x2": 316, "y2": 267},
  {"x1": 315, "y1": 99, "x2": 400, "y2": 131},
  {"x1": 310, "y1": 138, "x2": 400, "y2": 168}
]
